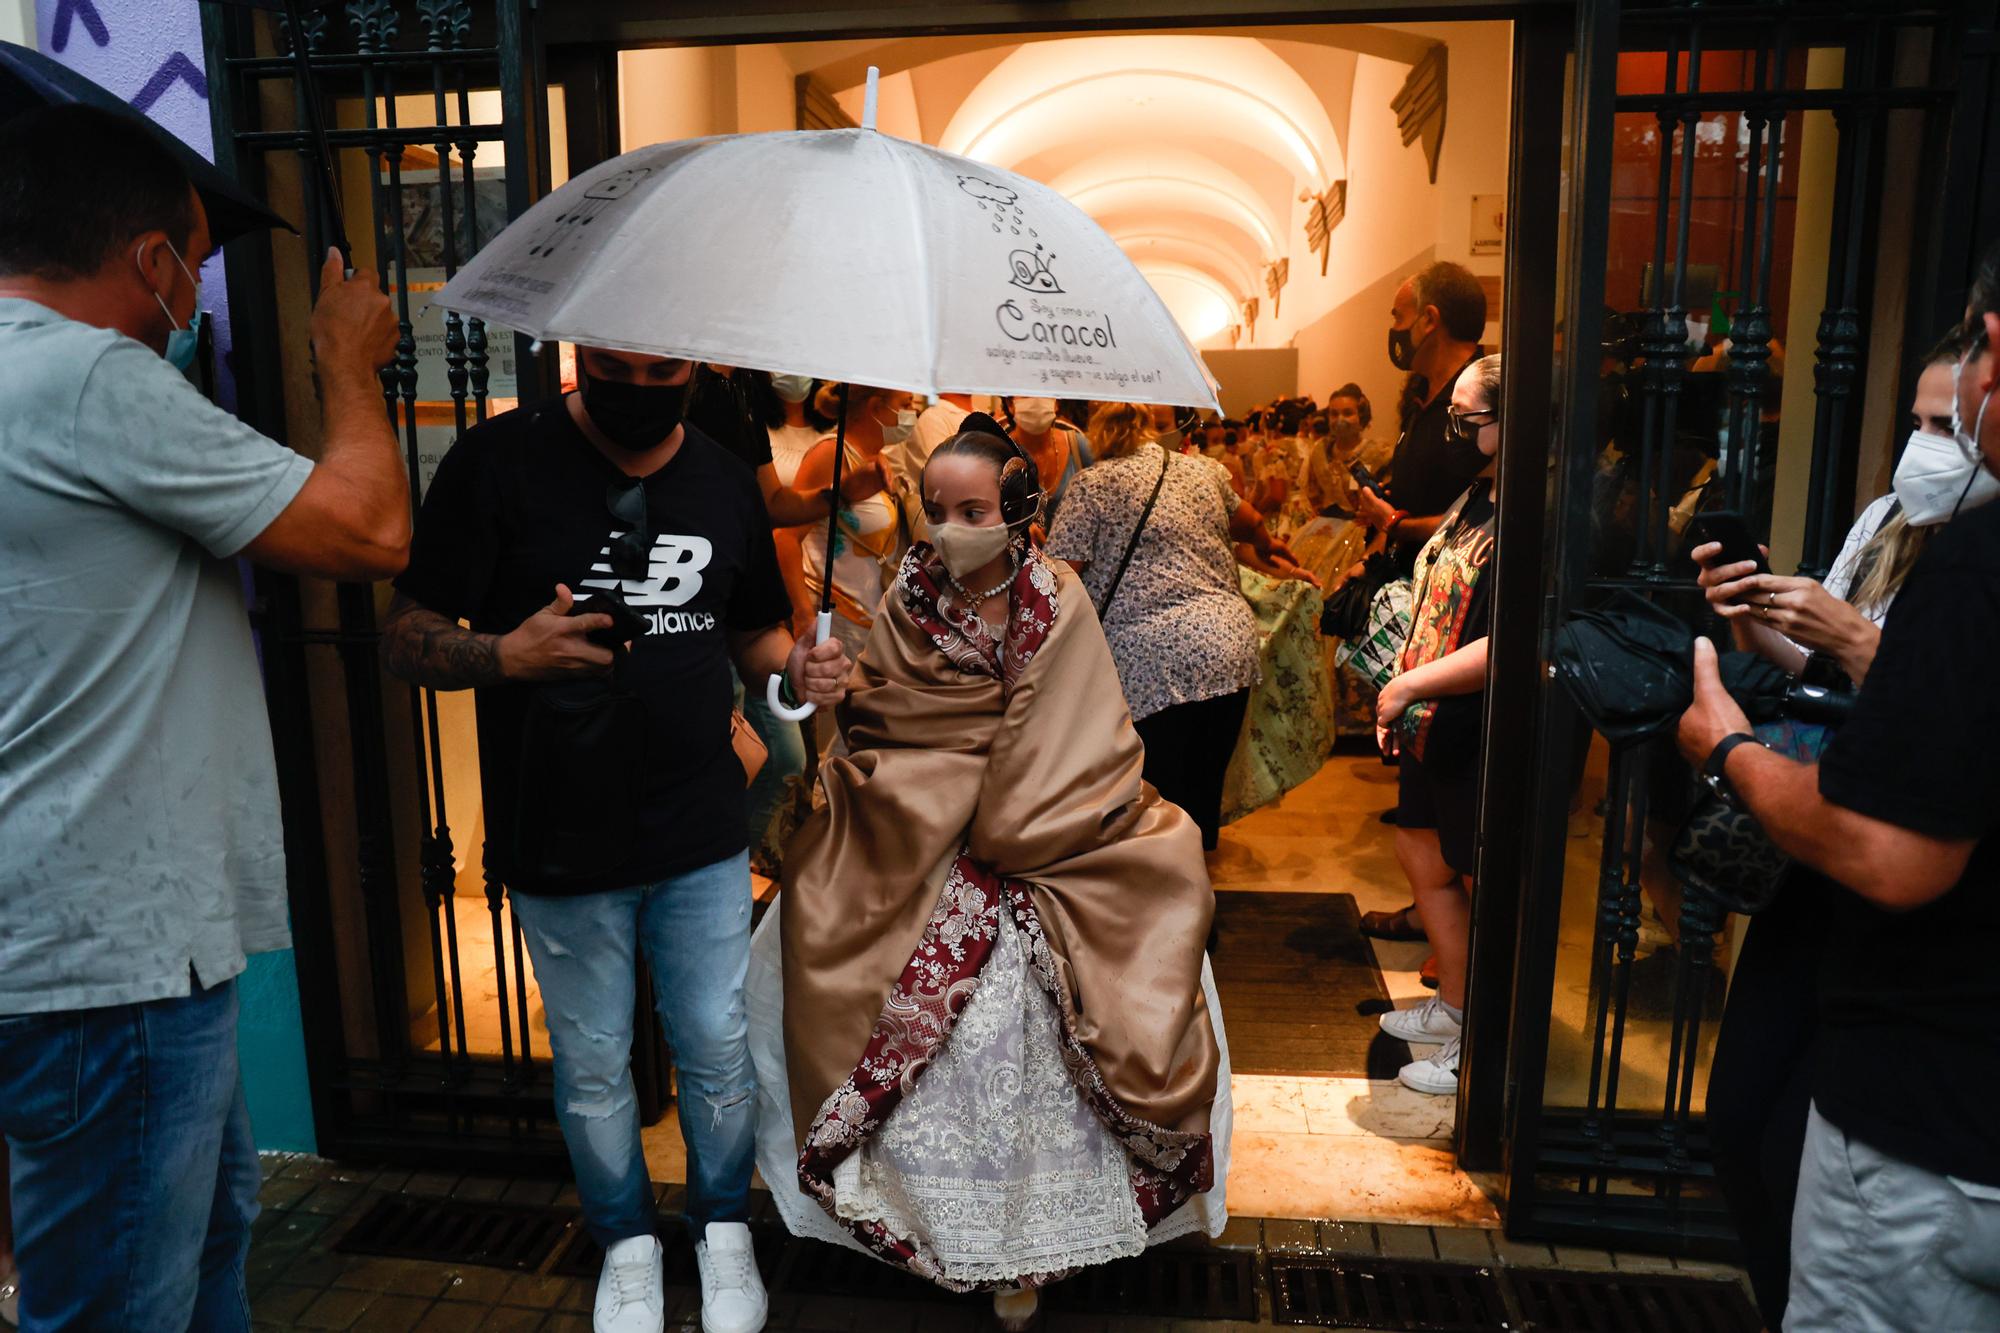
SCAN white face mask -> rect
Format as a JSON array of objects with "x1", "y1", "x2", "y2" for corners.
[
  {"x1": 1013, "y1": 398, "x2": 1058, "y2": 435},
  {"x1": 771, "y1": 374, "x2": 812, "y2": 404},
  {"x1": 931, "y1": 520, "x2": 1013, "y2": 581},
  {"x1": 878, "y1": 407, "x2": 917, "y2": 447},
  {"x1": 1892, "y1": 428, "x2": 2000, "y2": 526}
]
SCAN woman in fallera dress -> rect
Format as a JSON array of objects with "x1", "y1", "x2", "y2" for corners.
[{"x1": 745, "y1": 414, "x2": 1232, "y2": 1330}]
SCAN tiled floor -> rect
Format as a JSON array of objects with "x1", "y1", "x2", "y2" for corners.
[
  {"x1": 420, "y1": 756, "x2": 1501, "y2": 1232},
  {"x1": 245, "y1": 1154, "x2": 1749, "y2": 1331}
]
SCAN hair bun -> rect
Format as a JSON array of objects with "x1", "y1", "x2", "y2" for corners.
[{"x1": 959, "y1": 411, "x2": 1013, "y2": 443}]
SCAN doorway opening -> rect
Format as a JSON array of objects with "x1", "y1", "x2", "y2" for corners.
[{"x1": 414, "y1": 18, "x2": 1518, "y2": 1231}]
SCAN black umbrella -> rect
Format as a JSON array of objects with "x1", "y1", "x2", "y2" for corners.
[{"x1": 0, "y1": 39, "x2": 293, "y2": 247}]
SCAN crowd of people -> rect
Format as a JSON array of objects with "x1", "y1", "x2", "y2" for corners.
[{"x1": 2, "y1": 99, "x2": 1997, "y2": 1333}]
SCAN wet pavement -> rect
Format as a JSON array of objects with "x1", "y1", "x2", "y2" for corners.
[{"x1": 246, "y1": 1153, "x2": 1750, "y2": 1331}]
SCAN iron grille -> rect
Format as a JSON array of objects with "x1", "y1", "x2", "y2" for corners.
[
  {"x1": 334, "y1": 1195, "x2": 571, "y2": 1271},
  {"x1": 1501, "y1": 0, "x2": 1986, "y2": 1257},
  {"x1": 1510, "y1": 1269, "x2": 1760, "y2": 1333},
  {"x1": 1043, "y1": 1247, "x2": 1261, "y2": 1320},
  {"x1": 1268, "y1": 1256, "x2": 1511, "y2": 1331}
]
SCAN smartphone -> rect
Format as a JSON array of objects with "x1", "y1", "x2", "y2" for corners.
[
  {"x1": 1686, "y1": 509, "x2": 1770, "y2": 587},
  {"x1": 568, "y1": 588, "x2": 648, "y2": 649},
  {"x1": 1349, "y1": 461, "x2": 1384, "y2": 499}
]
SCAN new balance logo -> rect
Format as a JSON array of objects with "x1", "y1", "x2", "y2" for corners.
[{"x1": 579, "y1": 532, "x2": 714, "y2": 616}]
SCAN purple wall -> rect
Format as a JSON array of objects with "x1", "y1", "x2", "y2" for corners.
[{"x1": 36, "y1": 0, "x2": 237, "y2": 405}]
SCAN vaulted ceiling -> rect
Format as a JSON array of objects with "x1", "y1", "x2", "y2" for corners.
[{"x1": 789, "y1": 28, "x2": 1437, "y2": 343}]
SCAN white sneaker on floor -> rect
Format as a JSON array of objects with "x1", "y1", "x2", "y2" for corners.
[
  {"x1": 696, "y1": 1221, "x2": 768, "y2": 1333},
  {"x1": 1398, "y1": 1036, "x2": 1462, "y2": 1095},
  {"x1": 1379, "y1": 994, "x2": 1462, "y2": 1045},
  {"x1": 595, "y1": 1233, "x2": 665, "y2": 1333}
]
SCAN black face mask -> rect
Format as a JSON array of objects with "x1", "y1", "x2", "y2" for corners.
[
  {"x1": 581, "y1": 370, "x2": 685, "y2": 450},
  {"x1": 1387, "y1": 321, "x2": 1419, "y2": 372}
]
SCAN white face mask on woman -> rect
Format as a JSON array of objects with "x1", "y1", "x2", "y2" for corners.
[
  {"x1": 878, "y1": 407, "x2": 917, "y2": 447},
  {"x1": 1013, "y1": 398, "x2": 1058, "y2": 435},
  {"x1": 771, "y1": 373, "x2": 813, "y2": 404},
  {"x1": 931, "y1": 520, "x2": 1013, "y2": 581},
  {"x1": 1894, "y1": 344, "x2": 2000, "y2": 526}
]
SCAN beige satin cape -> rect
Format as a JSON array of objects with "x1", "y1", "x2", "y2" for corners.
[{"x1": 779, "y1": 554, "x2": 1220, "y2": 1158}]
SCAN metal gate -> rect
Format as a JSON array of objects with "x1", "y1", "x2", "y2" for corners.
[
  {"x1": 1489, "y1": 0, "x2": 2000, "y2": 1256},
  {"x1": 202, "y1": 0, "x2": 2000, "y2": 1254},
  {"x1": 201, "y1": 0, "x2": 610, "y2": 1166}
]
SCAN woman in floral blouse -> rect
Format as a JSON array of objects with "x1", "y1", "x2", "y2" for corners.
[{"x1": 1047, "y1": 409, "x2": 1310, "y2": 847}]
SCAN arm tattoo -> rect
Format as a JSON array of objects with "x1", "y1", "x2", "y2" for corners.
[{"x1": 379, "y1": 591, "x2": 507, "y2": 689}]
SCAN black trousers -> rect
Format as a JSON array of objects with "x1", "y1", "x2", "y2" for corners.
[
  {"x1": 1706, "y1": 869, "x2": 1827, "y2": 1329},
  {"x1": 1133, "y1": 689, "x2": 1251, "y2": 851}
]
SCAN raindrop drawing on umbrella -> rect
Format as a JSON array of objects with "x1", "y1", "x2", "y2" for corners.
[{"x1": 958, "y1": 173, "x2": 1038, "y2": 238}]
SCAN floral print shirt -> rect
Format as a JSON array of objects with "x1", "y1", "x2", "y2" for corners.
[{"x1": 1046, "y1": 444, "x2": 1260, "y2": 721}]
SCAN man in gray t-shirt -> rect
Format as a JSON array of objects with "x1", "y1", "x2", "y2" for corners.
[{"x1": 0, "y1": 104, "x2": 405, "y2": 1327}]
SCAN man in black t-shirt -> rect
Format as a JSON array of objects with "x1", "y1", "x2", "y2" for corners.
[
  {"x1": 1678, "y1": 268, "x2": 2000, "y2": 1327},
  {"x1": 382, "y1": 348, "x2": 850, "y2": 1333},
  {"x1": 1355, "y1": 262, "x2": 1490, "y2": 573},
  {"x1": 1356, "y1": 262, "x2": 1489, "y2": 957}
]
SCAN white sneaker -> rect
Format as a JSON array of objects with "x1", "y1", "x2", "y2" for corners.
[
  {"x1": 1398, "y1": 1036, "x2": 1462, "y2": 1095},
  {"x1": 1379, "y1": 995, "x2": 1462, "y2": 1044},
  {"x1": 594, "y1": 1234, "x2": 665, "y2": 1333},
  {"x1": 695, "y1": 1221, "x2": 768, "y2": 1333}
]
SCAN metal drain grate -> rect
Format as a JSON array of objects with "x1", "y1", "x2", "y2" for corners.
[
  {"x1": 1511, "y1": 1269, "x2": 1760, "y2": 1333},
  {"x1": 334, "y1": 1196, "x2": 571, "y2": 1272},
  {"x1": 770, "y1": 1234, "x2": 983, "y2": 1307},
  {"x1": 1269, "y1": 1256, "x2": 1510, "y2": 1330},
  {"x1": 1042, "y1": 1247, "x2": 1261, "y2": 1321}
]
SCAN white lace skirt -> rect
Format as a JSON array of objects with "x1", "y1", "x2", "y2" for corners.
[{"x1": 746, "y1": 897, "x2": 1232, "y2": 1286}]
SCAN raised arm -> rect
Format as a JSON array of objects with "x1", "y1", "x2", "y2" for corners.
[{"x1": 242, "y1": 250, "x2": 411, "y2": 581}]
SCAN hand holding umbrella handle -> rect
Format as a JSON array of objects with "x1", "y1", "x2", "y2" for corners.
[{"x1": 767, "y1": 609, "x2": 833, "y2": 721}]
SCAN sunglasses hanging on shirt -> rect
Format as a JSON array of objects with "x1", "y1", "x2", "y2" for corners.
[{"x1": 605, "y1": 477, "x2": 652, "y2": 580}]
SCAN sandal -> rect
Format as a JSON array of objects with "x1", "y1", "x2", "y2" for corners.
[{"x1": 1359, "y1": 905, "x2": 1427, "y2": 941}]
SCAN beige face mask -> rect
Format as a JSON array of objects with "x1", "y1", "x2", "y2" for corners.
[{"x1": 931, "y1": 520, "x2": 1013, "y2": 581}]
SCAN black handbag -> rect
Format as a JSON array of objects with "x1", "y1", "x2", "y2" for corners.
[
  {"x1": 1669, "y1": 717, "x2": 1835, "y2": 916},
  {"x1": 1669, "y1": 793, "x2": 1792, "y2": 916},
  {"x1": 1320, "y1": 548, "x2": 1397, "y2": 640}
]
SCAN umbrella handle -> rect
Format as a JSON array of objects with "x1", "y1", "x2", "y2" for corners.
[{"x1": 767, "y1": 609, "x2": 833, "y2": 721}]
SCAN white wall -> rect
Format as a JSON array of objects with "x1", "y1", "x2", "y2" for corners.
[
  {"x1": 1257, "y1": 21, "x2": 1512, "y2": 416},
  {"x1": 618, "y1": 46, "x2": 797, "y2": 144}
]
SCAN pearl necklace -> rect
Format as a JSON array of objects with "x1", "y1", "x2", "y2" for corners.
[{"x1": 946, "y1": 557, "x2": 1017, "y2": 611}]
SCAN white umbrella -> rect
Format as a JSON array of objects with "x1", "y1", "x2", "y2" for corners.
[
  {"x1": 431, "y1": 75, "x2": 1218, "y2": 411},
  {"x1": 432, "y1": 70, "x2": 1218, "y2": 717}
]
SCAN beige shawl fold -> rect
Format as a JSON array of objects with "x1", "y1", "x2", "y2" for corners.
[{"x1": 780, "y1": 555, "x2": 1219, "y2": 1149}]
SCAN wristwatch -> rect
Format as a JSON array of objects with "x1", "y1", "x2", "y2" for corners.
[{"x1": 1700, "y1": 732, "x2": 1760, "y2": 806}]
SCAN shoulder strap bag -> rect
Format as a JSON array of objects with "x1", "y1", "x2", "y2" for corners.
[{"x1": 1096, "y1": 447, "x2": 1171, "y2": 620}]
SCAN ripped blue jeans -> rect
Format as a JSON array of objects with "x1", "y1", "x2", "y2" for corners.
[{"x1": 510, "y1": 853, "x2": 755, "y2": 1245}]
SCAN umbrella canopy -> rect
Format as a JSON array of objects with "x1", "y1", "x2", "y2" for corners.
[
  {"x1": 0, "y1": 39, "x2": 293, "y2": 248},
  {"x1": 432, "y1": 126, "x2": 1221, "y2": 411}
]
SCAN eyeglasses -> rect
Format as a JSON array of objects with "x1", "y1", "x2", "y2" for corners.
[
  {"x1": 1447, "y1": 405, "x2": 1497, "y2": 438},
  {"x1": 605, "y1": 478, "x2": 652, "y2": 580}
]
